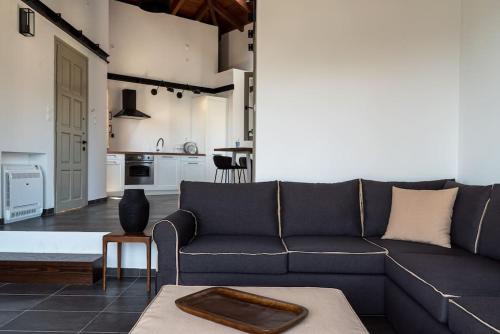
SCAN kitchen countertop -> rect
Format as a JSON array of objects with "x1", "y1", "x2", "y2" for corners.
[{"x1": 107, "y1": 150, "x2": 206, "y2": 156}]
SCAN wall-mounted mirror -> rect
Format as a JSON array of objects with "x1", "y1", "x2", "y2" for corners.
[{"x1": 244, "y1": 72, "x2": 254, "y2": 141}]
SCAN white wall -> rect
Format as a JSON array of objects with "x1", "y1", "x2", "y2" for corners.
[
  {"x1": 108, "y1": 81, "x2": 197, "y2": 153},
  {"x1": 255, "y1": 0, "x2": 461, "y2": 182},
  {"x1": 107, "y1": 1, "x2": 222, "y2": 153},
  {"x1": 0, "y1": 0, "x2": 109, "y2": 217},
  {"x1": 458, "y1": 0, "x2": 500, "y2": 185},
  {"x1": 0, "y1": 231, "x2": 157, "y2": 269},
  {"x1": 220, "y1": 23, "x2": 254, "y2": 72},
  {"x1": 43, "y1": 0, "x2": 109, "y2": 50},
  {"x1": 109, "y1": 1, "x2": 218, "y2": 87}
]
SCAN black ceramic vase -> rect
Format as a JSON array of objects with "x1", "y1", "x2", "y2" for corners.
[{"x1": 119, "y1": 189, "x2": 150, "y2": 233}]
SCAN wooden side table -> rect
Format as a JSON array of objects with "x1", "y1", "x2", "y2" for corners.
[{"x1": 102, "y1": 232, "x2": 152, "y2": 292}]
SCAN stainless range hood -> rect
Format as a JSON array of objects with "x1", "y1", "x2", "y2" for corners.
[{"x1": 113, "y1": 89, "x2": 151, "y2": 120}]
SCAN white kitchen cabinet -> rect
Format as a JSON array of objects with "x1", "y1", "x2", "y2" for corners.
[
  {"x1": 155, "y1": 155, "x2": 180, "y2": 191},
  {"x1": 106, "y1": 154, "x2": 125, "y2": 194},
  {"x1": 181, "y1": 156, "x2": 206, "y2": 182}
]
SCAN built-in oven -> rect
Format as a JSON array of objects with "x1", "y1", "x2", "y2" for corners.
[{"x1": 125, "y1": 154, "x2": 154, "y2": 185}]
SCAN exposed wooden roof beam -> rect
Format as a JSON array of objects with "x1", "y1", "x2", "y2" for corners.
[
  {"x1": 212, "y1": 1, "x2": 244, "y2": 31},
  {"x1": 171, "y1": 0, "x2": 186, "y2": 15},
  {"x1": 207, "y1": 0, "x2": 218, "y2": 26},
  {"x1": 233, "y1": 0, "x2": 250, "y2": 13},
  {"x1": 195, "y1": 1, "x2": 210, "y2": 21}
]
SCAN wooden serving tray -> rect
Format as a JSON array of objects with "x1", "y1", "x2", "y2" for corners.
[{"x1": 175, "y1": 287, "x2": 309, "y2": 334}]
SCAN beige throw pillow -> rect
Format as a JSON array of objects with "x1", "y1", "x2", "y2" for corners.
[{"x1": 382, "y1": 187, "x2": 459, "y2": 248}]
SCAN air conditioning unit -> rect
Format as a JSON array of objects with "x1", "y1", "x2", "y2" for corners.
[{"x1": 2, "y1": 164, "x2": 44, "y2": 223}]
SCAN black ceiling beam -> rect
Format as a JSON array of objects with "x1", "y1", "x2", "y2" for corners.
[
  {"x1": 21, "y1": 0, "x2": 109, "y2": 62},
  {"x1": 108, "y1": 73, "x2": 234, "y2": 94}
]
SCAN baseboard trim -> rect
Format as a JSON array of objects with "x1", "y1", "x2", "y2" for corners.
[
  {"x1": 106, "y1": 268, "x2": 156, "y2": 278},
  {"x1": 89, "y1": 197, "x2": 108, "y2": 205},
  {"x1": 42, "y1": 208, "x2": 55, "y2": 217}
]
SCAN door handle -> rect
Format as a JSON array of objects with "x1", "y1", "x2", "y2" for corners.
[{"x1": 82, "y1": 140, "x2": 87, "y2": 145}]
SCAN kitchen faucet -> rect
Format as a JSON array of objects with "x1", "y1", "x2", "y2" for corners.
[{"x1": 156, "y1": 138, "x2": 165, "y2": 152}]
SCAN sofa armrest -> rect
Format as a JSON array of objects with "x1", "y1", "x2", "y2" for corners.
[{"x1": 153, "y1": 210, "x2": 197, "y2": 285}]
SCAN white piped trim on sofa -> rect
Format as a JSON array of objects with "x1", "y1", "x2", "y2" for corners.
[
  {"x1": 179, "y1": 250, "x2": 287, "y2": 256},
  {"x1": 474, "y1": 197, "x2": 491, "y2": 254},
  {"x1": 287, "y1": 250, "x2": 387, "y2": 255},
  {"x1": 277, "y1": 181, "x2": 282, "y2": 238},
  {"x1": 152, "y1": 219, "x2": 180, "y2": 286},
  {"x1": 281, "y1": 238, "x2": 289, "y2": 252},
  {"x1": 386, "y1": 255, "x2": 458, "y2": 298},
  {"x1": 449, "y1": 299, "x2": 500, "y2": 333},
  {"x1": 282, "y1": 239, "x2": 387, "y2": 255},
  {"x1": 362, "y1": 238, "x2": 390, "y2": 253},
  {"x1": 359, "y1": 179, "x2": 365, "y2": 237}
]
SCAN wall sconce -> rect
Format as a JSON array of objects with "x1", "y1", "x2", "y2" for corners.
[{"x1": 19, "y1": 8, "x2": 35, "y2": 37}]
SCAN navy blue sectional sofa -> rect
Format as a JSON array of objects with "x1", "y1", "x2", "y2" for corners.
[{"x1": 153, "y1": 179, "x2": 500, "y2": 334}]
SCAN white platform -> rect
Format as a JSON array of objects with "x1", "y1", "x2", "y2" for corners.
[{"x1": 0, "y1": 231, "x2": 157, "y2": 270}]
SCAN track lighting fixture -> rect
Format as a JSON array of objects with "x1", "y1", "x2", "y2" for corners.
[{"x1": 145, "y1": 80, "x2": 205, "y2": 98}]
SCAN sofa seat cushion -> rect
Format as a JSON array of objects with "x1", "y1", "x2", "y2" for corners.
[
  {"x1": 386, "y1": 253, "x2": 500, "y2": 324},
  {"x1": 179, "y1": 235, "x2": 287, "y2": 274},
  {"x1": 366, "y1": 238, "x2": 469, "y2": 256},
  {"x1": 284, "y1": 236, "x2": 386, "y2": 274},
  {"x1": 449, "y1": 297, "x2": 500, "y2": 334}
]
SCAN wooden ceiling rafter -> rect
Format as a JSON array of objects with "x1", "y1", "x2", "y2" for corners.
[
  {"x1": 233, "y1": 0, "x2": 250, "y2": 13},
  {"x1": 171, "y1": 0, "x2": 187, "y2": 15},
  {"x1": 115, "y1": 0, "x2": 253, "y2": 34},
  {"x1": 211, "y1": 0, "x2": 244, "y2": 31},
  {"x1": 194, "y1": 1, "x2": 210, "y2": 21},
  {"x1": 207, "y1": 0, "x2": 218, "y2": 26}
]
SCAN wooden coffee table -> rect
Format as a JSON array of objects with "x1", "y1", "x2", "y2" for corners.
[{"x1": 130, "y1": 286, "x2": 368, "y2": 333}]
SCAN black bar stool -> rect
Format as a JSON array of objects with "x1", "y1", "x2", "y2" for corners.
[
  {"x1": 213, "y1": 155, "x2": 244, "y2": 183},
  {"x1": 238, "y1": 157, "x2": 253, "y2": 183}
]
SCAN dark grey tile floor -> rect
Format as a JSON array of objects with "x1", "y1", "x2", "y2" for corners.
[
  {"x1": 0, "y1": 278, "x2": 396, "y2": 333},
  {"x1": 361, "y1": 316, "x2": 397, "y2": 334},
  {"x1": 0, "y1": 195, "x2": 178, "y2": 233},
  {"x1": 0, "y1": 278, "x2": 153, "y2": 334}
]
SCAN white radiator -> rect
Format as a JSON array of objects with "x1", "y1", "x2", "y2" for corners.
[{"x1": 2, "y1": 164, "x2": 44, "y2": 223}]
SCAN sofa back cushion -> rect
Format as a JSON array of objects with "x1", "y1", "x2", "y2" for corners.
[
  {"x1": 280, "y1": 180, "x2": 362, "y2": 237},
  {"x1": 361, "y1": 179, "x2": 450, "y2": 237},
  {"x1": 478, "y1": 184, "x2": 500, "y2": 260},
  {"x1": 444, "y1": 181, "x2": 492, "y2": 253},
  {"x1": 179, "y1": 181, "x2": 279, "y2": 236}
]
